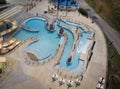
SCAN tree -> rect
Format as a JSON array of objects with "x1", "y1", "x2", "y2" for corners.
[
  {"x1": 78, "y1": 7, "x2": 88, "y2": 18},
  {"x1": 0, "y1": 0, "x2": 6, "y2": 4}
]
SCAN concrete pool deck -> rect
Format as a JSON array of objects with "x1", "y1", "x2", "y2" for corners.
[{"x1": 0, "y1": 0, "x2": 107, "y2": 89}]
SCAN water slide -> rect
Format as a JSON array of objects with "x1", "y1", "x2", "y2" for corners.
[{"x1": 0, "y1": 19, "x2": 21, "y2": 53}]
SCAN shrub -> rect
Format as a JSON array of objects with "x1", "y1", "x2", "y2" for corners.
[
  {"x1": 98, "y1": 4, "x2": 104, "y2": 13},
  {"x1": 78, "y1": 7, "x2": 88, "y2": 18},
  {"x1": 0, "y1": 0, "x2": 6, "y2": 4}
]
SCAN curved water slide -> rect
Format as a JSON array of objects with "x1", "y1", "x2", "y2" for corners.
[{"x1": 0, "y1": 19, "x2": 21, "y2": 54}]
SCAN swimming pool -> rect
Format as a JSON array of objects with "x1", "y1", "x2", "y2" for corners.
[
  {"x1": 14, "y1": 17, "x2": 61, "y2": 60},
  {"x1": 14, "y1": 17, "x2": 91, "y2": 71}
]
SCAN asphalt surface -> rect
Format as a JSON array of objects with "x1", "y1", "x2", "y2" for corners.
[{"x1": 78, "y1": 0, "x2": 120, "y2": 55}]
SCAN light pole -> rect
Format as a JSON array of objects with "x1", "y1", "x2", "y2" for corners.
[
  {"x1": 57, "y1": 0, "x2": 60, "y2": 18},
  {"x1": 65, "y1": 0, "x2": 68, "y2": 16},
  {"x1": 48, "y1": 4, "x2": 50, "y2": 12}
]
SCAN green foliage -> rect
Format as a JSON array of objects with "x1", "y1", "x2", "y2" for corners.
[
  {"x1": 86, "y1": 0, "x2": 120, "y2": 32},
  {"x1": 0, "y1": 0, "x2": 6, "y2": 4},
  {"x1": 78, "y1": 7, "x2": 88, "y2": 17},
  {"x1": 105, "y1": 36, "x2": 120, "y2": 89},
  {"x1": 98, "y1": 4, "x2": 104, "y2": 13}
]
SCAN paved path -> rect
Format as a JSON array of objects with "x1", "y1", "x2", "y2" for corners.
[{"x1": 78, "y1": 0, "x2": 120, "y2": 54}]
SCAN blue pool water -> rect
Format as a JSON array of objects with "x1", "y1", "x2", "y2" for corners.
[
  {"x1": 59, "y1": 20, "x2": 91, "y2": 70},
  {"x1": 14, "y1": 17, "x2": 91, "y2": 71},
  {"x1": 61, "y1": 20, "x2": 85, "y2": 31},
  {"x1": 14, "y1": 17, "x2": 60, "y2": 60}
]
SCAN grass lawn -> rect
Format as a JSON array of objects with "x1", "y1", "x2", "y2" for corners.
[{"x1": 105, "y1": 36, "x2": 120, "y2": 89}]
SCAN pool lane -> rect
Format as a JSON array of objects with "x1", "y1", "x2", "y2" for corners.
[
  {"x1": 59, "y1": 27, "x2": 74, "y2": 69},
  {"x1": 59, "y1": 20, "x2": 91, "y2": 70}
]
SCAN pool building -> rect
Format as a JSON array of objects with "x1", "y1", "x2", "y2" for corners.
[{"x1": 52, "y1": 0, "x2": 78, "y2": 10}]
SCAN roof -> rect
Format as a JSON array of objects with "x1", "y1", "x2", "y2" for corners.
[
  {"x1": 0, "y1": 57, "x2": 6, "y2": 62},
  {"x1": 53, "y1": 0, "x2": 78, "y2": 7},
  {"x1": 59, "y1": 1, "x2": 78, "y2": 7}
]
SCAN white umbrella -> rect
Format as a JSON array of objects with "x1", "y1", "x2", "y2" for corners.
[
  {"x1": 75, "y1": 79, "x2": 80, "y2": 85},
  {"x1": 67, "y1": 80, "x2": 73, "y2": 87},
  {"x1": 59, "y1": 78, "x2": 65, "y2": 85},
  {"x1": 52, "y1": 74, "x2": 58, "y2": 81}
]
